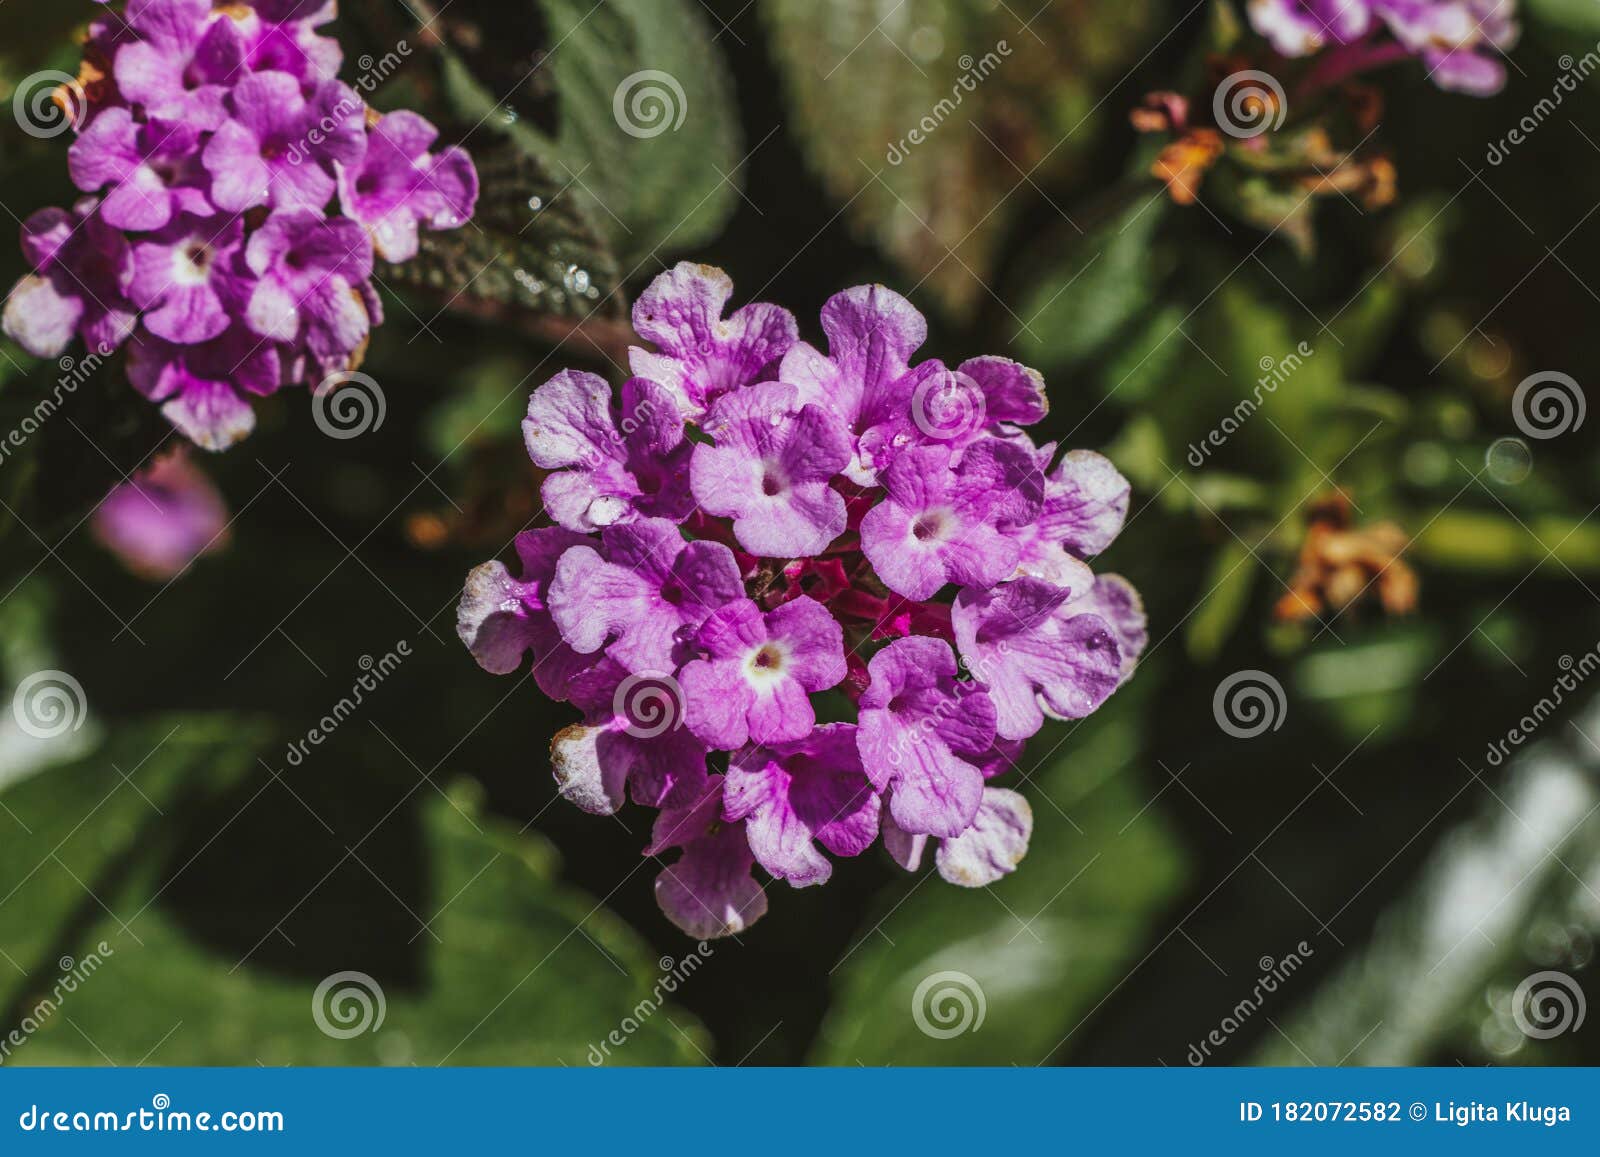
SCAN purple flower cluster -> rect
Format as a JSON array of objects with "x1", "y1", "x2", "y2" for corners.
[
  {"x1": 2, "y1": 0, "x2": 478, "y2": 450},
  {"x1": 1249, "y1": 0, "x2": 1519, "y2": 94},
  {"x1": 458, "y1": 263, "x2": 1147, "y2": 938}
]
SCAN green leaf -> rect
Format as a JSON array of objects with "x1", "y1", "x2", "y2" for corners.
[
  {"x1": 1184, "y1": 540, "x2": 1260, "y2": 663},
  {"x1": 1527, "y1": 0, "x2": 1600, "y2": 35},
  {"x1": 1014, "y1": 193, "x2": 1171, "y2": 372},
  {"x1": 765, "y1": 0, "x2": 1156, "y2": 312},
  {"x1": 429, "y1": 0, "x2": 741, "y2": 266},
  {"x1": 0, "y1": 721, "x2": 710, "y2": 1065},
  {"x1": 811, "y1": 691, "x2": 1186, "y2": 1064}
]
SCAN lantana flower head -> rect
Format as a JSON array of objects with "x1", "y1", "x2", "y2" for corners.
[
  {"x1": 459, "y1": 263, "x2": 1148, "y2": 938},
  {"x1": 3, "y1": 0, "x2": 478, "y2": 451}
]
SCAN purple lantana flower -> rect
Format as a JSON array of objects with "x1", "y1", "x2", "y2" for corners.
[
  {"x1": 114, "y1": 0, "x2": 248, "y2": 131},
  {"x1": 952, "y1": 577, "x2": 1124, "y2": 741},
  {"x1": 645, "y1": 777, "x2": 769, "y2": 940},
  {"x1": 68, "y1": 110, "x2": 211, "y2": 231},
  {"x1": 337, "y1": 111, "x2": 479, "y2": 262},
  {"x1": 458, "y1": 264, "x2": 1144, "y2": 937},
  {"x1": 628, "y1": 263, "x2": 798, "y2": 416},
  {"x1": 3, "y1": 199, "x2": 136, "y2": 357},
  {"x1": 725, "y1": 723, "x2": 880, "y2": 887},
  {"x1": 548, "y1": 518, "x2": 744, "y2": 675},
  {"x1": 680, "y1": 596, "x2": 846, "y2": 749},
  {"x1": 91, "y1": 448, "x2": 229, "y2": 580},
  {"x1": 860, "y1": 439, "x2": 1043, "y2": 601},
  {"x1": 3, "y1": 0, "x2": 477, "y2": 450},
  {"x1": 523, "y1": 370, "x2": 694, "y2": 533},
  {"x1": 243, "y1": 210, "x2": 372, "y2": 373},
  {"x1": 204, "y1": 71, "x2": 365, "y2": 212},
  {"x1": 126, "y1": 212, "x2": 248, "y2": 344},
  {"x1": 857, "y1": 636, "x2": 998, "y2": 838},
  {"x1": 690, "y1": 380, "x2": 851, "y2": 558}
]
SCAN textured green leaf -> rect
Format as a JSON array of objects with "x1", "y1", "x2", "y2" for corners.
[
  {"x1": 811, "y1": 691, "x2": 1186, "y2": 1065},
  {"x1": 765, "y1": 0, "x2": 1156, "y2": 312}
]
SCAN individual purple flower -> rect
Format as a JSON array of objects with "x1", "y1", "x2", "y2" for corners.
[
  {"x1": 91, "y1": 448, "x2": 229, "y2": 580},
  {"x1": 883, "y1": 786, "x2": 1034, "y2": 886},
  {"x1": 203, "y1": 71, "x2": 366, "y2": 213},
  {"x1": 243, "y1": 2, "x2": 343, "y2": 84},
  {"x1": 2, "y1": 200, "x2": 136, "y2": 358},
  {"x1": 457, "y1": 526, "x2": 597, "y2": 701},
  {"x1": 337, "y1": 111, "x2": 479, "y2": 263},
  {"x1": 242, "y1": 210, "x2": 373, "y2": 372},
  {"x1": 1371, "y1": 0, "x2": 1517, "y2": 94},
  {"x1": 522, "y1": 371, "x2": 694, "y2": 533},
  {"x1": 126, "y1": 212, "x2": 248, "y2": 345},
  {"x1": 644, "y1": 777, "x2": 768, "y2": 939},
  {"x1": 857, "y1": 636, "x2": 998, "y2": 838},
  {"x1": 550, "y1": 688, "x2": 710, "y2": 815},
  {"x1": 67, "y1": 110, "x2": 211, "y2": 231},
  {"x1": 1247, "y1": 0, "x2": 1373, "y2": 56},
  {"x1": 679, "y1": 596, "x2": 846, "y2": 750},
  {"x1": 1009, "y1": 450, "x2": 1130, "y2": 590},
  {"x1": 779, "y1": 284, "x2": 932, "y2": 484},
  {"x1": 689, "y1": 381, "x2": 850, "y2": 558},
  {"x1": 126, "y1": 326, "x2": 280, "y2": 449},
  {"x1": 114, "y1": 0, "x2": 248, "y2": 131},
  {"x1": 548, "y1": 518, "x2": 745, "y2": 675},
  {"x1": 724, "y1": 723, "x2": 881, "y2": 887},
  {"x1": 952, "y1": 577, "x2": 1123, "y2": 742},
  {"x1": 628, "y1": 262, "x2": 798, "y2": 416},
  {"x1": 860, "y1": 438, "x2": 1043, "y2": 601}
]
